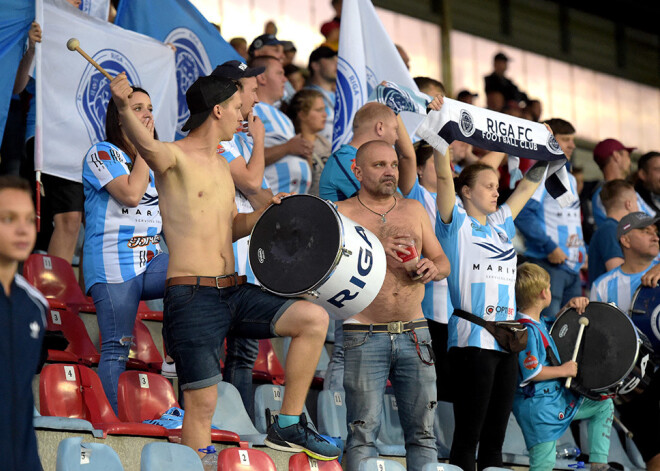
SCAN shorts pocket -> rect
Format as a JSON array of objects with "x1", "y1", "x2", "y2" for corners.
[{"x1": 165, "y1": 285, "x2": 197, "y2": 306}]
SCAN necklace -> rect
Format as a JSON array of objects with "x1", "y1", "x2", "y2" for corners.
[{"x1": 357, "y1": 194, "x2": 397, "y2": 223}]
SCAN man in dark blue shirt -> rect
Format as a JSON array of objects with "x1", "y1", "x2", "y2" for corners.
[{"x1": 0, "y1": 175, "x2": 47, "y2": 471}]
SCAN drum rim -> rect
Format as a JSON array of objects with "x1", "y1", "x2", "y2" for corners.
[
  {"x1": 630, "y1": 284, "x2": 646, "y2": 316},
  {"x1": 248, "y1": 194, "x2": 346, "y2": 297},
  {"x1": 550, "y1": 301, "x2": 642, "y2": 393}
]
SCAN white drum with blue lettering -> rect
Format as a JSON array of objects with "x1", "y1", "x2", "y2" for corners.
[{"x1": 248, "y1": 194, "x2": 386, "y2": 319}]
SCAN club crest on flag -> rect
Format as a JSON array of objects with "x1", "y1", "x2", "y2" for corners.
[
  {"x1": 165, "y1": 27, "x2": 212, "y2": 134},
  {"x1": 76, "y1": 49, "x2": 140, "y2": 143}
]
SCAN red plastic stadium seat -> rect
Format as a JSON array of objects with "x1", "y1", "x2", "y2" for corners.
[
  {"x1": 289, "y1": 453, "x2": 343, "y2": 470},
  {"x1": 130, "y1": 319, "x2": 163, "y2": 371},
  {"x1": 23, "y1": 254, "x2": 96, "y2": 314},
  {"x1": 117, "y1": 371, "x2": 240, "y2": 444},
  {"x1": 253, "y1": 339, "x2": 285, "y2": 385},
  {"x1": 217, "y1": 444, "x2": 277, "y2": 470},
  {"x1": 44, "y1": 308, "x2": 100, "y2": 365},
  {"x1": 137, "y1": 300, "x2": 163, "y2": 321},
  {"x1": 39, "y1": 363, "x2": 167, "y2": 438}
]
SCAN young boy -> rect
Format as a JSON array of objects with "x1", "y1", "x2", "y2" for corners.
[{"x1": 513, "y1": 262, "x2": 613, "y2": 471}]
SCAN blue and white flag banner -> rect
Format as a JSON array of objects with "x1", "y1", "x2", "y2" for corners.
[
  {"x1": 36, "y1": 0, "x2": 176, "y2": 182},
  {"x1": 78, "y1": 0, "x2": 109, "y2": 20},
  {"x1": 333, "y1": 0, "x2": 421, "y2": 152},
  {"x1": 0, "y1": 0, "x2": 33, "y2": 141},
  {"x1": 415, "y1": 98, "x2": 576, "y2": 207},
  {"x1": 115, "y1": 0, "x2": 242, "y2": 139}
]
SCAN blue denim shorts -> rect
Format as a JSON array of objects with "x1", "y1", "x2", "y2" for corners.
[{"x1": 163, "y1": 282, "x2": 295, "y2": 390}]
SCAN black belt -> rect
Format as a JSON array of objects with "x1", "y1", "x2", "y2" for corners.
[{"x1": 343, "y1": 319, "x2": 428, "y2": 334}]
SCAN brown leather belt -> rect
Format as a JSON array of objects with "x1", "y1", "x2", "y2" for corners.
[
  {"x1": 165, "y1": 273, "x2": 247, "y2": 289},
  {"x1": 343, "y1": 319, "x2": 428, "y2": 334}
]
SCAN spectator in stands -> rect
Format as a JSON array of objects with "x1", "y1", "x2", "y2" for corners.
[
  {"x1": 414, "y1": 76, "x2": 445, "y2": 97},
  {"x1": 284, "y1": 64, "x2": 305, "y2": 92},
  {"x1": 395, "y1": 44, "x2": 410, "y2": 70},
  {"x1": 0, "y1": 175, "x2": 46, "y2": 471},
  {"x1": 264, "y1": 20, "x2": 277, "y2": 36},
  {"x1": 320, "y1": 0, "x2": 341, "y2": 50},
  {"x1": 456, "y1": 89, "x2": 477, "y2": 104},
  {"x1": 589, "y1": 212, "x2": 660, "y2": 471},
  {"x1": 335, "y1": 140, "x2": 449, "y2": 470},
  {"x1": 484, "y1": 52, "x2": 529, "y2": 106},
  {"x1": 17, "y1": 16, "x2": 82, "y2": 263},
  {"x1": 514, "y1": 263, "x2": 613, "y2": 471},
  {"x1": 82, "y1": 86, "x2": 168, "y2": 414},
  {"x1": 285, "y1": 89, "x2": 331, "y2": 196},
  {"x1": 306, "y1": 46, "x2": 337, "y2": 143},
  {"x1": 229, "y1": 37, "x2": 248, "y2": 60},
  {"x1": 252, "y1": 55, "x2": 313, "y2": 194},
  {"x1": 515, "y1": 118, "x2": 586, "y2": 327},
  {"x1": 635, "y1": 151, "x2": 660, "y2": 215},
  {"x1": 525, "y1": 99, "x2": 542, "y2": 122},
  {"x1": 592, "y1": 138, "x2": 656, "y2": 227},
  {"x1": 281, "y1": 40, "x2": 297, "y2": 66},
  {"x1": 587, "y1": 180, "x2": 638, "y2": 285},
  {"x1": 213, "y1": 60, "x2": 273, "y2": 418},
  {"x1": 486, "y1": 90, "x2": 506, "y2": 112},
  {"x1": 248, "y1": 34, "x2": 284, "y2": 62}
]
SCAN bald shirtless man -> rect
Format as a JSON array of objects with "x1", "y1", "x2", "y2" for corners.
[
  {"x1": 110, "y1": 73, "x2": 340, "y2": 460},
  {"x1": 335, "y1": 140, "x2": 450, "y2": 471}
]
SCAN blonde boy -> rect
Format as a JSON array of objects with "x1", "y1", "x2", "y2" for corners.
[{"x1": 513, "y1": 262, "x2": 613, "y2": 471}]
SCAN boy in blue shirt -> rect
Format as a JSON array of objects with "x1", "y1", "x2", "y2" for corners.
[{"x1": 513, "y1": 262, "x2": 613, "y2": 471}]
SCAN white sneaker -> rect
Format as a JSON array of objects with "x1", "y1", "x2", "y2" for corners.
[{"x1": 161, "y1": 360, "x2": 177, "y2": 378}]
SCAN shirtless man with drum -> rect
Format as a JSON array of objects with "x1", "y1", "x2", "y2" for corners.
[
  {"x1": 335, "y1": 140, "x2": 450, "y2": 471},
  {"x1": 110, "y1": 72, "x2": 340, "y2": 460}
]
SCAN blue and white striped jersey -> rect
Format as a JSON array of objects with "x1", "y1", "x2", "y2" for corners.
[
  {"x1": 436, "y1": 202, "x2": 518, "y2": 351},
  {"x1": 82, "y1": 142, "x2": 162, "y2": 292},
  {"x1": 589, "y1": 260, "x2": 658, "y2": 313},
  {"x1": 592, "y1": 185, "x2": 655, "y2": 228},
  {"x1": 305, "y1": 84, "x2": 335, "y2": 143},
  {"x1": 218, "y1": 131, "x2": 272, "y2": 285},
  {"x1": 516, "y1": 172, "x2": 586, "y2": 273},
  {"x1": 405, "y1": 179, "x2": 452, "y2": 324},
  {"x1": 254, "y1": 102, "x2": 311, "y2": 195}
]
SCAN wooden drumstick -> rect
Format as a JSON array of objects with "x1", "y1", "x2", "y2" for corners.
[
  {"x1": 66, "y1": 38, "x2": 114, "y2": 81},
  {"x1": 565, "y1": 316, "x2": 590, "y2": 388},
  {"x1": 613, "y1": 415, "x2": 633, "y2": 439}
]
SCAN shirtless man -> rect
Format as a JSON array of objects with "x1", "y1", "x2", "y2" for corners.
[
  {"x1": 335, "y1": 140, "x2": 450, "y2": 471},
  {"x1": 110, "y1": 72, "x2": 340, "y2": 460}
]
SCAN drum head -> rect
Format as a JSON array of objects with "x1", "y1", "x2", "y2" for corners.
[
  {"x1": 551, "y1": 302, "x2": 639, "y2": 392},
  {"x1": 249, "y1": 195, "x2": 341, "y2": 295}
]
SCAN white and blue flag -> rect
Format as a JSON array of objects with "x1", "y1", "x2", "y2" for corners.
[
  {"x1": 333, "y1": 0, "x2": 421, "y2": 152},
  {"x1": 0, "y1": 0, "x2": 32, "y2": 141},
  {"x1": 115, "y1": 0, "x2": 242, "y2": 139},
  {"x1": 35, "y1": 0, "x2": 177, "y2": 183}
]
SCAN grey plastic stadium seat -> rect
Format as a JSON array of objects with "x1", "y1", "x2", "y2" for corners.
[
  {"x1": 140, "y1": 442, "x2": 202, "y2": 471},
  {"x1": 211, "y1": 381, "x2": 266, "y2": 445},
  {"x1": 56, "y1": 436, "x2": 123, "y2": 471},
  {"x1": 359, "y1": 457, "x2": 407, "y2": 471}
]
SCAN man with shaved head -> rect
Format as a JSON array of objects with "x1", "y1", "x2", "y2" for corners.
[{"x1": 335, "y1": 140, "x2": 450, "y2": 470}]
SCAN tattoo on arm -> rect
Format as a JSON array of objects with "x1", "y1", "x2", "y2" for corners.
[{"x1": 525, "y1": 161, "x2": 549, "y2": 182}]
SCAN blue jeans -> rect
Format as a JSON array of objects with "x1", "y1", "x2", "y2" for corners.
[
  {"x1": 531, "y1": 259, "x2": 582, "y2": 327},
  {"x1": 224, "y1": 336, "x2": 260, "y2": 420},
  {"x1": 323, "y1": 320, "x2": 344, "y2": 391},
  {"x1": 343, "y1": 323, "x2": 438, "y2": 471},
  {"x1": 90, "y1": 253, "x2": 169, "y2": 414}
]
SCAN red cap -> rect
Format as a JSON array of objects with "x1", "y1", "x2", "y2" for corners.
[
  {"x1": 321, "y1": 20, "x2": 340, "y2": 38},
  {"x1": 593, "y1": 138, "x2": 636, "y2": 168}
]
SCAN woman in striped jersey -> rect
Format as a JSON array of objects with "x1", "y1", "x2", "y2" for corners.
[
  {"x1": 82, "y1": 87, "x2": 168, "y2": 413},
  {"x1": 434, "y1": 144, "x2": 547, "y2": 471}
]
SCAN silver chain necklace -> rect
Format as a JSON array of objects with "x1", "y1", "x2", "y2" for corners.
[{"x1": 357, "y1": 194, "x2": 397, "y2": 223}]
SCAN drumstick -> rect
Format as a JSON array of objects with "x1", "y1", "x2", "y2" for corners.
[
  {"x1": 565, "y1": 316, "x2": 590, "y2": 388},
  {"x1": 66, "y1": 38, "x2": 114, "y2": 81},
  {"x1": 613, "y1": 415, "x2": 633, "y2": 439}
]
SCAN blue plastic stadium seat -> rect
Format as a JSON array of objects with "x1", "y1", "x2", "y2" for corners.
[
  {"x1": 253, "y1": 384, "x2": 314, "y2": 434},
  {"x1": 140, "y1": 442, "x2": 202, "y2": 471},
  {"x1": 376, "y1": 393, "x2": 405, "y2": 456},
  {"x1": 359, "y1": 457, "x2": 407, "y2": 471},
  {"x1": 56, "y1": 436, "x2": 123, "y2": 471},
  {"x1": 212, "y1": 381, "x2": 266, "y2": 445},
  {"x1": 422, "y1": 463, "x2": 464, "y2": 471}
]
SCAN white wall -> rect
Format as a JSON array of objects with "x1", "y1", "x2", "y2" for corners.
[{"x1": 192, "y1": 0, "x2": 660, "y2": 152}]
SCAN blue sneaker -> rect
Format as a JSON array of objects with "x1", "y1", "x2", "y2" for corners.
[{"x1": 264, "y1": 414, "x2": 341, "y2": 460}]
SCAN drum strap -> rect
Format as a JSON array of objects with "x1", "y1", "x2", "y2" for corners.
[{"x1": 517, "y1": 319, "x2": 560, "y2": 367}]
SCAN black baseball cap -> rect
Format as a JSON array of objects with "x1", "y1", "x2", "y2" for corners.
[
  {"x1": 617, "y1": 212, "x2": 660, "y2": 239},
  {"x1": 308, "y1": 46, "x2": 337, "y2": 70},
  {"x1": 212, "y1": 60, "x2": 265, "y2": 80},
  {"x1": 494, "y1": 52, "x2": 509, "y2": 62},
  {"x1": 181, "y1": 75, "x2": 238, "y2": 132},
  {"x1": 248, "y1": 34, "x2": 282, "y2": 57},
  {"x1": 457, "y1": 90, "x2": 478, "y2": 100}
]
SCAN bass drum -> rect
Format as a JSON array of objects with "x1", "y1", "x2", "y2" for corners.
[
  {"x1": 629, "y1": 285, "x2": 660, "y2": 355},
  {"x1": 248, "y1": 194, "x2": 386, "y2": 320},
  {"x1": 550, "y1": 302, "x2": 653, "y2": 401}
]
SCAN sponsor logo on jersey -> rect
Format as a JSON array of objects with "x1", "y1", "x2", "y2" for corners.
[{"x1": 523, "y1": 351, "x2": 538, "y2": 370}]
